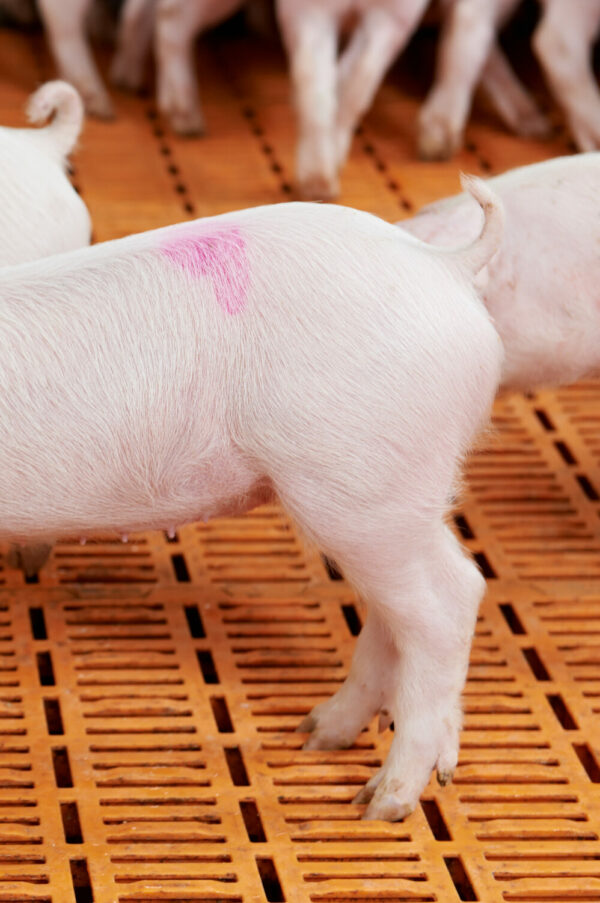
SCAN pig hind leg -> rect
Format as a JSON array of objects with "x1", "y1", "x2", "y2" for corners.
[{"x1": 279, "y1": 478, "x2": 485, "y2": 821}]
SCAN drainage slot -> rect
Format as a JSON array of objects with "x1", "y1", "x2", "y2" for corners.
[
  {"x1": 225, "y1": 747, "x2": 250, "y2": 786},
  {"x1": 547, "y1": 693, "x2": 578, "y2": 730},
  {"x1": 210, "y1": 696, "x2": 234, "y2": 733},
  {"x1": 577, "y1": 474, "x2": 600, "y2": 501},
  {"x1": 29, "y1": 607, "x2": 47, "y2": 640},
  {"x1": 473, "y1": 552, "x2": 497, "y2": 579},
  {"x1": 164, "y1": 530, "x2": 179, "y2": 543},
  {"x1": 341, "y1": 603, "x2": 362, "y2": 637},
  {"x1": 44, "y1": 698, "x2": 64, "y2": 735},
  {"x1": 70, "y1": 858, "x2": 93, "y2": 902},
  {"x1": 257, "y1": 857, "x2": 284, "y2": 902},
  {"x1": 240, "y1": 800, "x2": 266, "y2": 842},
  {"x1": 185, "y1": 605, "x2": 206, "y2": 638},
  {"x1": 555, "y1": 440, "x2": 577, "y2": 465},
  {"x1": 454, "y1": 514, "x2": 475, "y2": 540},
  {"x1": 444, "y1": 857, "x2": 477, "y2": 900},
  {"x1": 573, "y1": 743, "x2": 600, "y2": 782},
  {"x1": 421, "y1": 799, "x2": 451, "y2": 840},
  {"x1": 61, "y1": 802, "x2": 83, "y2": 844},
  {"x1": 52, "y1": 747, "x2": 74, "y2": 788},
  {"x1": 522, "y1": 647, "x2": 551, "y2": 681},
  {"x1": 37, "y1": 651, "x2": 56, "y2": 686},
  {"x1": 198, "y1": 650, "x2": 220, "y2": 684},
  {"x1": 171, "y1": 553, "x2": 191, "y2": 582},
  {"x1": 322, "y1": 556, "x2": 343, "y2": 580},
  {"x1": 534, "y1": 408, "x2": 555, "y2": 431},
  {"x1": 499, "y1": 603, "x2": 526, "y2": 635},
  {"x1": 25, "y1": 572, "x2": 39, "y2": 585}
]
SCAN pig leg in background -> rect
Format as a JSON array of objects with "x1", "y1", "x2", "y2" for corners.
[
  {"x1": 278, "y1": 5, "x2": 338, "y2": 199},
  {"x1": 37, "y1": 0, "x2": 113, "y2": 118},
  {"x1": 111, "y1": 0, "x2": 157, "y2": 92},
  {"x1": 155, "y1": 0, "x2": 242, "y2": 135},
  {"x1": 533, "y1": 0, "x2": 600, "y2": 151},
  {"x1": 479, "y1": 42, "x2": 550, "y2": 138},
  {"x1": 418, "y1": 0, "x2": 519, "y2": 159},
  {"x1": 335, "y1": 0, "x2": 429, "y2": 169}
]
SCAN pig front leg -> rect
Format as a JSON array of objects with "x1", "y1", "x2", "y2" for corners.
[
  {"x1": 334, "y1": 0, "x2": 429, "y2": 169},
  {"x1": 533, "y1": 0, "x2": 600, "y2": 152},
  {"x1": 277, "y1": 3, "x2": 338, "y2": 200},
  {"x1": 37, "y1": 0, "x2": 114, "y2": 118},
  {"x1": 418, "y1": 0, "x2": 518, "y2": 159}
]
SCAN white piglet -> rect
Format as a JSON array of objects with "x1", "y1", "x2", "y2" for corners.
[
  {"x1": 0, "y1": 181, "x2": 503, "y2": 819},
  {"x1": 0, "y1": 80, "x2": 91, "y2": 266},
  {"x1": 0, "y1": 79, "x2": 91, "y2": 578},
  {"x1": 400, "y1": 154, "x2": 600, "y2": 392}
]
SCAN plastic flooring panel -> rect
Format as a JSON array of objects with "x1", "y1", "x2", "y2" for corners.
[{"x1": 0, "y1": 21, "x2": 599, "y2": 903}]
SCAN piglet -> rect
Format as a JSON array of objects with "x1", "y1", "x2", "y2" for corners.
[
  {"x1": 0, "y1": 178, "x2": 503, "y2": 819},
  {"x1": 0, "y1": 79, "x2": 91, "y2": 578},
  {"x1": 400, "y1": 153, "x2": 600, "y2": 393}
]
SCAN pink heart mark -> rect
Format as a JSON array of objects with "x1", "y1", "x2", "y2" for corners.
[{"x1": 161, "y1": 226, "x2": 250, "y2": 315}]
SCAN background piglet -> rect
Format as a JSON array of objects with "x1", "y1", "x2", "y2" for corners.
[
  {"x1": 400, "y1": 153, "x2": 600, "y2": 392},
  {"x1": 0, "y1": 79, "x2": 91, "y2": 578}
]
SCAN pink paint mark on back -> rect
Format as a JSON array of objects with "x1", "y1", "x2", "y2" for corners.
[{"x1": 161, "y1": 226, "x2": 250, "y2": 315}]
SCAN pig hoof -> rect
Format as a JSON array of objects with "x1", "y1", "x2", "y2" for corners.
[
  {"x1": 353, "y1": 782, "x2": 377, "y2": 806},
  {"x1": 296, "y1": 712, "x2": 317, "y2": 733},
  {"x1": 168, "y1": 108, "x2": 206, "y2": 137},
  {"x1": 436, "y1": 768, "x2": 454, "y2": 787},
  {"x1": 303, "y1": 731, "x2": 354, "y2": 751},
  {"x1": 298, "y1": 174, "x2": 339, "y2": 202},
  {"x1": 378, "y1": 708, "x2": 392, "y2": 733},
  {"x1": 353, "y1": 766, "x2": 384, "y2": 806},
  {"x1": 362, "y1": 776, "x2": 417, "y2": 821},
  {"x1": 84, "y1": 90, "x2": 115, "y2": 120},
  {"x1": 364, "y1": 794, "x2": 414, "y2": 822},
  {"x1": 417, "y1": 115, "x2": 460, "y2": 161}
]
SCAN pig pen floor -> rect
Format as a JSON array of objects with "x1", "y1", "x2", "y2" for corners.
[{"x1": 1, "y1": 21, "x2": 600, "y2": 903}]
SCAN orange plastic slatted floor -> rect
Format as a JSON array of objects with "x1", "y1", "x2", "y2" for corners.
[{"x1": 0, "y1": 22, "x2": 599, "y2": 903}]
